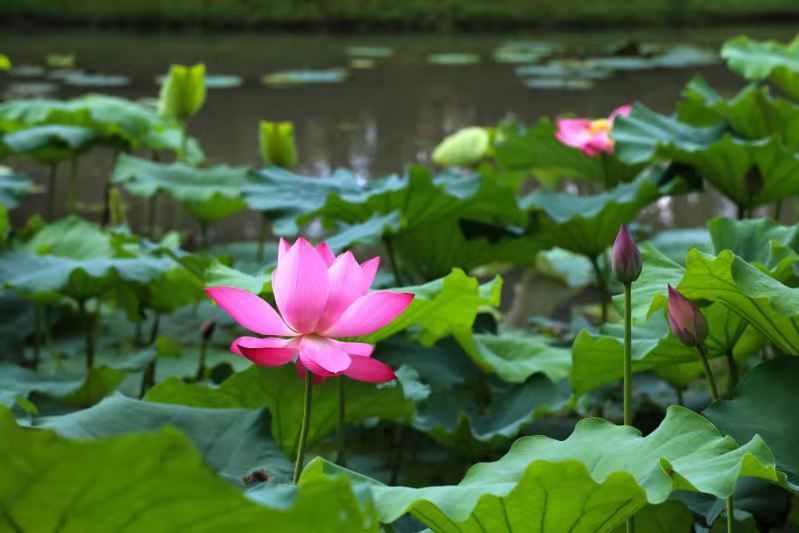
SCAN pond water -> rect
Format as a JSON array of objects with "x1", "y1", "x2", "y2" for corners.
[{"x1": 2, "y1": 25, "x2": 797, "y2": 241}]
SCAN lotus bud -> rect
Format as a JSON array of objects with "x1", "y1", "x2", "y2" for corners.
[
  {"x1": 431, "y1": 126, "x2": 490, "y2": 167},
  {"x1": 0, "y1": 55, "x2": 11, "y2": 71},
  {"x1": 158, "y1": 64, "x2": 206, "y2": 122},
  {"x1": 201, "y1": 319, "x2": 216, "y2": 342},
  {"x1": 611, "y1": 224, "x2": 642, "y2": 284},
  {"x1": 259, "y1": 120, "x2": 298, "y2": 168},
  {"x1": 667, "y1": 285, "x2": 708, "y2": 347}
]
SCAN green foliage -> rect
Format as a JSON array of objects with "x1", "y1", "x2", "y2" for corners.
[
  {"x1": 145, "y1": 364, "x2": 415, "y2": 456},
  {"x1": 432, "y1": 126, "x2": 491, "y2": 167},
  {"x1": 338, "y1": 407, "x2": 782, "y2": 531},
  {"x1": 111, "y1": 154, "x2": 249, "y2": 226},
  {"x1": 722, "y1": 36, "x2": 799, "y2": 100}
]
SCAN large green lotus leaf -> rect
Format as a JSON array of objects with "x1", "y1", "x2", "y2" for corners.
[
  {"x1": 35, "y1": 394, "x2": 293, "y2": 483},
  {"x1": 145, "y1": 364, "x2": 415, "y2": 457},
  {"x1": 242, "y1": 166, "x2": 363, "y2": 230},
  {"x1": 0, "y1": 166, "x2": 33, "y2": 208},
  {"x1": 1, "y1": 124, "x2": 95, "y2": 164},
  {"x1": 659, "y1": 248, "x2": 799, "y2": 354},
  {"x1": 611, "y1": 500, "x2": 694, "y2": 532},
  {"x1": 678, "y1": 78, "x2": 799, "y2": 147},
  {"x1": 494, "y1": 118, "x2": 642, "y2": 188},
  {"x1": 722, "y1": 36, "x2": 799, "y2": 100},
  {"x1": 521, "y1": 167, "x2": 669, "y2": 258},
  {"x1": 704, "y1": 355, "x2": 799, "y2": 487},
  {"x1": 0, "y1": 217, "x2": 173, "y2": 300},
  {"x1": 417, "y1": 374, "x2": 570, "y2": 453},
  {"x1": 0, "y1": 363, "x2": 129, "y2": 409},
  {"x1": 571, "y1": 309, "x2": 762, "y2": 396},
  {"x1": 707, "y1": 216, "x2": 799, "y2": 278},
  {"x1": 337, "y1": 407, "x2": 782, "y2": 532},
  {"x1": 363, "y1": 269, "x2": 502, "y2": 358},
  {"x1": 645, "y1": 227, "x2": 711, "y2": 265},
  {"x1": 0, "y1": 94, "x2": 203, "y2": 161},
  {"x1": 615, "y1": 104, "x2": 799, "y2": 209},
  {"x1": 111, "y1": 154, "x2": 248, "y2": 225},
  {"x1": 390, "y1": 218, "x2": 542, "y2": 280},
  {"x1": 305, "y1": 166, "x2": 526, "y2": 230},
  {"x1": 471, "y1": 331, "x2": 570, "y2": 383},
  {"x1": 0, "y1": 416, "x2": 378, "y2": 532}
]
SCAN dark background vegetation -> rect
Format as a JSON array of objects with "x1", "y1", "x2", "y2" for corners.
[{"x1": 3, "y1": 0, "x2": 799, "y2": 31}]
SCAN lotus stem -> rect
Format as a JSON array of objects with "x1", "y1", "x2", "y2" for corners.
[
  {"x1": 725, "y1": 351, "x2": 738, "y2": 396},
  {"x1": 139, "y1": 312, "x2": 160, "y2": 397},
  {"x1": 79, "y1": 300, "x2": 94, "y2": 370},
  {"x1": 32, "y1": 303, "x2": 42, "y2": 369},
  {"x1": 389, "y1": 425, "x2": 405, "y2": 485},
  {"x1": 46, "y1": 164, "x2": 57, "y2": 219},
  {"x1": 623, "y1": 281, "x2": 635, "y2": 533},
  {"x1": 774, "y1": 199, "x2": 783, "y2": 221},
  {"x1": 178, "y1": 123, "x2": 189, "y2": 163},
  {"x1": 199, "y1": 221, "x2": 209, "y2": 249},
  {"x1": 256, "y1": 215, "x2": 267, "y2": 262},
  {"x1": 623, "y1": 282, "x2": 633, "y2": 426},
  {"x1": 293, "y1": 371, "x2": 314, "y2": 484},
  {"x1": 67, "y1": 156, "x2": 79, "y2": 214},
  {"x1": 696, "y1": 344, "x2": 720, "y2": 402},
  {"x1": 727, "y1": 495, "x2": 734, "y2": 533},
  {"x1": 147, "y1": 194, "x2": 159, "y2": 238},
  {"x1": 589, "y1": 254, "x2": 609, "y2": 323},
  {"x1": 336, "y1": 377, "x2": 347, "y2": 467},
  {"x1": 675, "y1": 386, "x2": 684, "y2": 407},
  {"x1": 196, "y1": 337, "x2": 209, "y2": 382},
  {"x1": 383, "y1": 236, "x2": 403, "y2": 286}
]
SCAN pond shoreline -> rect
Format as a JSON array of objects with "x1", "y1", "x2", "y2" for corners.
[{"x1": 3, "y1": 6, "x2": 799, "y2": 34}]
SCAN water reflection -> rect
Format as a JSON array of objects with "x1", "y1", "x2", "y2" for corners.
[{"x1": 2, "y1": 26, "x2": 796, "y2": 240}]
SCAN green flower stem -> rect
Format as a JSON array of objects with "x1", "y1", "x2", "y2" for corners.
[
  {"x1": 623, "y1": 281, "x2": 634, "y2": 533},
  {"x1": 696, "y1": 344, "x2": 720, "y2": 402},
  {"x1": 589, "y1": 254, "x2": 609, "y2": 323},
  {"x1": 293, "y1": 371, "x2": 314, "y2": 484},
  {"x1": 139, "y1": 312, "x2": 161, "y2": 398},
  {"x1": 773, "y1": 199, "x2": 783, "y2": 221},
  {"x1": 146, "y1": 194, "x2": 159, "y2": 239},
  {"x1": 698, "y1": 343, "x2": 733, "y2": 532},
  {"x1": 67, "y1": 156, "x2": 79, "y2": 214},
  {"x1": 178, "y1": 123, "x2": 189, "y2": 163},
  {"x1": 336, "y1": 377, "x2": 347, "y2": 467},
  {"x1": 623, "y1": 282, "x2": 633, "y2": 426},
  {"x1": 383, "y1": 236, "x2": 403, "y2": 286},
  {"x1": 47, "y1": 163, "x2": 58, "y2": 219},
  {"x1": 32, "y1": 303, "x2": 42, "y2": 369},
  {"x1": 195, "y1": 335, "x2": 209, "y2": 381},
  {"x1": 725, "y1": 351, "x2": 738, "y2": 396},
  {"x1": 78, "y1": 300, "x2": 95, "y2": 370},
  {"x1": 256, "y1": 215, "x2": 268, "y2": 262}
]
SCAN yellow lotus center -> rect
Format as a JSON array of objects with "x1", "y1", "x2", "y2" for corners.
[{"x1": 588, "y1": 118, "x2": 611, "y2": 135}]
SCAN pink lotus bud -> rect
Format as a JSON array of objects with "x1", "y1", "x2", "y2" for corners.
[
  {"x1": 201, "y1": 320, "x2": 216, "y2": 342},
  {"x1": 611, "y1": 224, "x2": 642, "y2": 284},
  {"x1": 667, "y1": 285, "x2": 707, "y2": 347}
]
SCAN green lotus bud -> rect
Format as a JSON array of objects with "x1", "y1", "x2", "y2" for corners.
[
  {"x1": 158, "y1": 64, "x2": 206, "y2": 122},
  {"x1": 259, "y1": 120, "x2": 298, "y2": 169},
  {"x1": 432, "y1": 126, "x2": 490, "y2": 167},
  {"x1": 0, "y1": 55, "x2": 10, "y2": 71}
]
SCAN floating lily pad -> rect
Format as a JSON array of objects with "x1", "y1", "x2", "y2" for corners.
[
  {"x1": 61, "y1": 72, "x2": 130, "y2": 88},
  {"x1": 2, "y1": 81, "x2": 59, "y2": 99},
  {"x1": 9, "y1": 65, "x2": 45, "y2": 78},
  {"x1": 585, "y1": 56, "x2": 654, "y2": 71},
  {"x1": 493, "y1": 41, "x2": 556, "y2": 64},
  {"x1": 350, "y1": 58, "x2": 376, "y2": 69},
  {"x1": 346, "y1": 46, "x2": 394, "y2": 58},
  {"x1": 155, "y1": 73, "x2": 242, "y2": 89},
  {"x1": 523, "y1": 78, "x2": 594, "y2": 90},
  {"x1": 427, "y1": 53, "x2": 480, "y2": 66},
  {"x1": 515, "y1": 61, "x2": 612, "y2": 80},
  {"x1": 45, "y1": 54, "x2": 75, "y2": 68},
  {"x1": 653, "y1": 45, "x2": 719, "y2": 68},
  {"x1": 262, "y1": 69, "x2": 348, "y2": 87}
]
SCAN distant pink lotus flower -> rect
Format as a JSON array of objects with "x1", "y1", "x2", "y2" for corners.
[
  {"x1": 555, "y1": 104, "x2": 632, "y2": 156},
  {"x1": 206, "y1": 238, "x2": 414, "y2": 384}
]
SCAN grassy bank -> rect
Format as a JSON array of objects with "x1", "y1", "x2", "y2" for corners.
[{"x1": 3, "y1": 0, "x2": 799, "y2": 31}]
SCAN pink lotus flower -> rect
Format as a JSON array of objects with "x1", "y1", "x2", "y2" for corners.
[
  {"x1": 555, "y1": 104, "x2": 632, "y2": 156},
  {"x1": 205, "y1": 238, "x2": 414, "y2": 383}
]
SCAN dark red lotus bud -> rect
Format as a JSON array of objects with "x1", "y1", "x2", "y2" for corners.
[
  {"x1": 667, "y1": 285, "x2": 707, "y2": 347},
  {"x1": 201, "y1": 320, "x2": 216, "y2": 341},
  {"x1": 611, "y1": 224, "x2": 642, "y2": 284}
]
